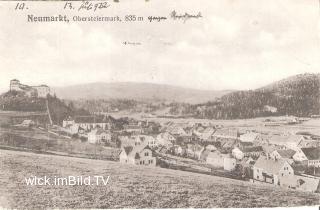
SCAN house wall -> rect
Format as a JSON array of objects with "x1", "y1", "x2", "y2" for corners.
[
  {"x1": 253, "y1": 167, "x2": 264, "y2": 182},
  {"x1": 119, "y1": 151, "x2": 128, "y2": 163},
  {"x1": 224, "y1": 158, "x2": 236, "y2": 171},
  {"x1": 206, "y1": 156, "x2": 224, "y2": 168},
  {"x1": 137, "y1": 149, "x2": 156, "y2": 166},
  {"x1": 308, "y1": 160, "x2": 320, "y2": 167},
  {"x1": 232, "y1": 149, "x2": 244, "y2": 160}
]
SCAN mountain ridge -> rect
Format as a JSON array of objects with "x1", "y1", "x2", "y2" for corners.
[{"x1": 53, "y1": 82, "x2": 234, "y2": 104}]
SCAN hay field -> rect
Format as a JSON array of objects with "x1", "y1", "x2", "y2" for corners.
[{"x1": 0, "y1": 149, "x2": 319, "y2": 209}]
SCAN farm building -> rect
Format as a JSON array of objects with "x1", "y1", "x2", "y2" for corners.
[
  {"x1": 253, "y1": 156, "x2": 294, "y2": 186},
  {"x1": 119, "y1": 144, "x2": 156, "y2": 166},
  {"x1": 88, "y1": 129, "x2": 111, "y2": 144}
]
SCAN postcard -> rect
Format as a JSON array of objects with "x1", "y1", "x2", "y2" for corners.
[{"x1": 0, "y1": 0, "x2": 319, "y2": 209}]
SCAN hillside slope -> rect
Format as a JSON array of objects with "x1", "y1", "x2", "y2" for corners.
[
  {"x1": 184, "y1": 73, "x2": 320, "y2": 119},
  {"x1": 0, "y1": 91, "x2": 89, "y2": 125},
  {"x1": 1, "y1": 149, "x2": 319, "y2": 209},
  {"x1": 53, "y1": 82, "x2": 232, "y2": 104}
]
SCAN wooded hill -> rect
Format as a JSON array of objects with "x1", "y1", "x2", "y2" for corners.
[
  {"x1": 170, "y1": 73, "x2": 320, "y2": 119},
  {"x1": 0, "y1": 91, "x2": 89, "y2": 125}
]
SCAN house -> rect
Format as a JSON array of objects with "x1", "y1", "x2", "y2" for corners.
[
  {"x1": 123, "y1": 122, "x2": 143, "y2": 134},
  {"x1": 206, "y1": 151, "x2": 236, "y2": 171},
  {"x1": 21, "y1": 120, "x2": 35, "y2": 127},
  {"x1": 173, "y1": 145, "x2": 186, "y2": 156},
  {"x1": 239, "y1": 132, "x2": 262, "y2": 143},
  {"x1": 62, "y1": 115, "x2": 111, "y2": 132},
  {"x1": 132, "y1": 135, "x2": 157, "y2": 148},
  {"x1": 167, "y1": 125, "x2": 188, "y2": 136},
  {"x1": 195, "y1": 127, "x2": 216, "y2": 141},
  {"x1": 119, "y1": 144, "x2": 156, "y2": 166},
  {"x1": 88, "y1": 129, "x2": 111, "y2": 144},
  {"x1": 232, "y1": 147, "x2": 244, "y2": 160},
  {"x1": 270, "y1": 149, "x2": 296, "y2": 164},
  {"x1": 241, "y1": 146, "x2": 264, "y2": 159},
  {"x1": 299, "y1": 148, "x2": 320, "y2": 167},
  {"x1": 156, "y1": 132, "x2": 176, "y2": 147},
  {"x1": 297, "y1": 138, "x2": 320, "y2": 148},
  {"x1": 280, "y1": 175, "x2": 320, "y2": 192},
  {"x1": 220, "y1": 139, "x2": 238, "y2": 152},
  {"x1": 212, "y1": 129, "x2": 239, "y2": 141},
  {"x1": 268, "y1": 135, "x2": 306, "y2": 150},
  {"x1": 206, "y1": 144, "x2": 217, "y2": 152},
  {"x1": 253, "y1": 156, "x2": 294, "y2": 186},
  {"x1": 186, "y1": 144, "x2": 204, "y2": 159}
]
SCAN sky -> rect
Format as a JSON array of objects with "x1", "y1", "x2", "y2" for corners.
[{"x1": 0, "y1": 0, "x2": 319, "y2": 93}]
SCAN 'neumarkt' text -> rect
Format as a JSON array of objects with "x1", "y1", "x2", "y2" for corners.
[{"x1": 28, "y1": 15, "x2": 70, "y2": 23}]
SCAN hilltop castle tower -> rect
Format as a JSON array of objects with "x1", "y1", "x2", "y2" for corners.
[{"x1": 9, "y1": 79, "x2": 50, "y2": 98}]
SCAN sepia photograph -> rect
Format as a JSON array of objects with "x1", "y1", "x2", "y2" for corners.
[{"x1": 0, "y1": 0, "x2": 319, "y2": 209}]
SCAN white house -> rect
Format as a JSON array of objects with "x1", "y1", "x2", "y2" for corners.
[
  {"x1": 298, "y1": 148, "x2": 320, "y2": 167},
  {"x1": 268, "y1": 135, "x2": 306, "y2": 150},
  {"x1": 119, "y1": 144, "x2": 156, "y2": 166},
  {"x1": 156, "y1": 132, "x2": 175, "y2": 147},
  {"x1": 253, "y1": 156, "x2": 294, "y2": 186},
  {"x1": 270, "y1": 149, "x2": 296, "y2": 164},
  {"x1": 206, "y1": 151, "x2": 236, "y2": 171},
  {"x1": 88, "y1": 129, "x2": 111, "y2": 144},
  {"x1": 232, "y1": 147, "x2": 244, "y2": 160},
  {"x1": 133, "y1": 135, "x2": 157, "y2": 148},
  {"x1": 239, "y1": 132, "x2": 262, "y2": 143}
]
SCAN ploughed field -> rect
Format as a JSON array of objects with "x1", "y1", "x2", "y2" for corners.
[{"x1": 0, "y1": 150, "x2": 319, "y2": 209}]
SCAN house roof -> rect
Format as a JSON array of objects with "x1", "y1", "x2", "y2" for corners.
[
  {"x1": 207, "y1": 151, "x2": 229, "y2": 160},
  {"x1": 127, "y1": 143, "x2": 151, "y2": 159},
  {"x1": 254, "y1": 156, "x2": 287, "y2": 174},
  {"x1": 200, "y1": 149, "x2": 210, "y2": 161},
  {"x1": 268, "y1": 135, "x2": 304, "y2": 146},
  {"x1": 214, "y1": 129, "x2": 238, "y2": 138},
  {"x1": 276, "y1": 149, "x2": 296, "y2": 159},
  {"x1": 221, "y1": 139, "x2": 237, "y2": 148},
  {"x1": 89, "y1": 128, "x2": 109, "y2": 135},
  {"x1": 301, "y1": 147, "x2": 320, "y2": 160},
  {"x1": 74, "y1": 116, "x2": 110, "y2": 124},
  {"x1": 296, "y1": 176, "x2": 320, "y2": 192},
  {"x1": 206, "y1": 145, "x2": 217, "y2": 151},
  {"x1": 123, "y1": 146, "x2": 133, "y2": 155},
  {"x1": 240, "y1": 132, "x2": 260, "y2": 143},
  {"x1": 242, "y1": 146, "x2": 263, "y2": 153}
]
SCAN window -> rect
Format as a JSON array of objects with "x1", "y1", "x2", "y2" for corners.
[{"x1": 145, "y1": 152, "x2": 149, "y2": 156}]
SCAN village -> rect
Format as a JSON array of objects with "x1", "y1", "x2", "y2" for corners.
[
  {"x1": 55, "y1": 112, "x2": 320, "y2": 193},
  {"x1": 1, "y1": 79, "x2": 320, "y2": 195}
]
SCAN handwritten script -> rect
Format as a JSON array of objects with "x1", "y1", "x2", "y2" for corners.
[{"x1": 170, "y1": 10, "x2": 202, "y2": 23}]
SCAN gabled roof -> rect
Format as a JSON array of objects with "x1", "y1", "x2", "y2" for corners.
[
  {"x1": 268, "y1": 135, "x2": 304, "y2": 146},
  {"x1": 214, "y1": 129, "x2": 238, "y2": 138},
  {"x1": 254, "y1": 156, "x2": 288, "y2": 174},
  {"x1": 123, "y1": 146, "x2": 133, "y2": 155},
  {"x1": 240, "y1": 132, "x2": 260, "y2": 143},
  {"x1": 74, "y1": 116, "x2": 111, "y2": 124},
  {"x1": 276, "y1": 149, "x2": 296, "y2": 159},
  {"x1": 127, "y1": 143, "x2": 152, "y2": 159},
  {"x1": 301, "y1": 148, "x2": 320, "y2": 160},
  {"x1": 242, "y1": 146, "x2": 263, "y2": 153}
]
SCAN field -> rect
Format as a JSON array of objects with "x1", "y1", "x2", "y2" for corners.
[{"x1": 1, "y1": 150, "x2": 319, "y2": 209}]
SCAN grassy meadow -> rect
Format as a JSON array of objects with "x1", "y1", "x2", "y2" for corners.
[{"x1": 0, "y1": 149, "x2": 319, "y2": 209}]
